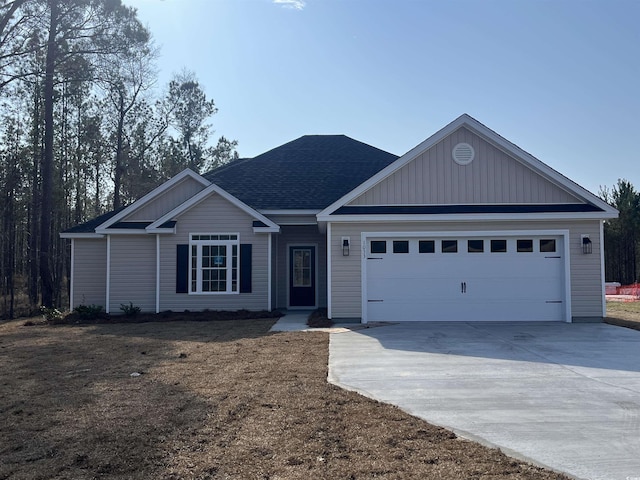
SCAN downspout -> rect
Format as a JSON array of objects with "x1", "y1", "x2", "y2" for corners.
[
  {"x1": 327, "y1": 222, "x2": 332, "y2": 319},
  {"x1": 156, "y1": 234, "x2": 160, "y2": 313},
  {"x1": 106, "y1": 235, "x2": 111, "y2": 313},
  {"x1": 600, "y1": 220, "x2": 606, "y2": 319},
  {"x1": 268, "y1": 234, "x2": 272, "y2": 311},
  {"x1": 70, "y1": 239, "x2": 75, "y2": 310}
]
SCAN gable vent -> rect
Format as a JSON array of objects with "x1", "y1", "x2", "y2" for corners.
[{"x1": 452, "y1": 142, "x2": 475, "y2": 165}]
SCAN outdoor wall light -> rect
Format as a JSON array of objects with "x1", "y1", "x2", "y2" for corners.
[
  {"x1": 342, "y1": 237, "x2": 350, "y2": 256},
  {"x1": 581, "y1": 235, "x2": 592, "y2": 254}
]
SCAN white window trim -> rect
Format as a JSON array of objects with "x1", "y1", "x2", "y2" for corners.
[{"x1": 189, "y1": 233, "x2": 240, "y2": 295}]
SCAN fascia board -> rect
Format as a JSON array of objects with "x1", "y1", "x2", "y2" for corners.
[
  {"x1": 259, "y1": 209, "x2": 322, "y2": 215},
  {"x1": 253, "y1": 227, "x2": 280, "y2": 233},
  {"x1": 317, "y1": 211, "x2": 618, "y2": 223},
  {"x1": 94, "y1": 229, "x2": 150, "y2": 235},
  {"x1": 95, "y1": 169, "x2": 209, "y2": 232},
  {"x1": 59, "y1": 232, "x2": 105, "y2": 239},
  {"x1": 147, "y1": 183, "x2": 280, "y2": 231}
]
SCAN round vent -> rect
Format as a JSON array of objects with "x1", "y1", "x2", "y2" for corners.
[{"x1": 452, "y1": 142, "x2": 475, "y2": 165}]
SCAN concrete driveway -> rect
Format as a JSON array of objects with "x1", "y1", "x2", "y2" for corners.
[{"x1": 328, "y1": 322, "x2": 640, "y2": 480}]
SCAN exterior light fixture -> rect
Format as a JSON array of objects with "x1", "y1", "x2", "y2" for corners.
[
  {"x1": 581, "y1": 235, "x2": 592, "y2": 254},
  {"x1": 342, "y1": 237, "x2": 350, "y2": 256}
]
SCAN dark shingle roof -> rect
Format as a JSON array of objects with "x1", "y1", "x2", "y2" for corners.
[
  {"x1": 62, "y1": 206, "x2": 127, "y2": 233},
  {"x1": 203, "y1": 135, "x2": 398, "y2": 210}
]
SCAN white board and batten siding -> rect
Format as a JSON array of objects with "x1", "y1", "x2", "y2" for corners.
[
  {"x1": 348, "y1": 127, "x2": 580, "y2": 206},
  {"x1": 109, "y1": 235, "x2": 156, "y2": 313},
  {"x1": 72, "y1": 239, "x2": 107, "y2": 308},
  {"x1": 159, "y1": 193, "x2": 270, "y2": 312},
  {"x1": 329, "y1": 221, "x2": 603, "y2": 322}
]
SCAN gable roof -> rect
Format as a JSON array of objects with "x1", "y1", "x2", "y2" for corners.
[
  {"x1": 318, "y1": 114, "x2": 618, "y2": 220},
  {"x1": 203, "y1": 135, "x2": 398, "y2": 210}
]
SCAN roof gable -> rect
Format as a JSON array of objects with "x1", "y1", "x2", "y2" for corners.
[
  {"x1": 319, "y1": 114, "x2": 618, "y2": 219},
  {"x1": 203, "y1": 135, "x2": 398, "y2": 210},
  {"x1": 348, "y1": 126, "x2": 581, "y2": 206}
]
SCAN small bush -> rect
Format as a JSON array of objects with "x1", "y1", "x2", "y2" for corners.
[
  {"x1": 120, "y1": 302, "x2": 141, "y2": 317},
  {"x1": 73, "y1": 304, "x2": 104, "y2": 320},
  {"x1": 40, "y1": 306, "x2": 64, "y2": 324}
]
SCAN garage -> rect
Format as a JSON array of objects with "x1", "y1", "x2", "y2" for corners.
[{"x1": 364, "y1": 232, "x2": 567, "y2": 322}]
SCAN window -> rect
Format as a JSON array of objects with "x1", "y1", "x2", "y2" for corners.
[
  {"x1": 393, "y1": 240, "x2": 409, "y2": 253},
  {"x1": 292, "y1": 249, "x2": 312, "y2": 287},
  {"x1": 370, "y1": 241, "x2": 386, "y2": 254},
  {"x1": 419, "y1": 240, "x2": 435, "y2": 253},
  {"x1": 491, "y1": 239, "x2": 507, "y2": 253},
  {"x1": 190, "y1": 234, "x2": 239, "y2": 293},
  {"x1": 517, "y1": 239, "x2": 533, "y2": 252},
  {"x1": 442, "y1": 240, "x2": 458, "y2": 253},
  {"x1": 540, "y1": 239, "x2": 556, "y2": 253},
  {"x1": 468, "y1": 240, "x2": 484, "y2": 253}
]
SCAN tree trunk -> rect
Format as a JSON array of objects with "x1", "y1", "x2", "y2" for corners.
[{"x1": 40, "y1": 0, "x2": 58, "y2": 307}]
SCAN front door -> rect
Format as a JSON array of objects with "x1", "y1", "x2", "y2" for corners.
[{"x1": 289, "y1": 246, "x2": 316, "y2": 307}]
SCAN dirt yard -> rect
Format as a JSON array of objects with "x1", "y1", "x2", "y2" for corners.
[
  {"x1": 606, "y1": 300, "x2": 640, "y2": 331},
  {"x1": 0, "y1": 317, "x2": 570, "y2": 479}
]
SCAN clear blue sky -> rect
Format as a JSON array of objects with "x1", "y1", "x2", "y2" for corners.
[{"x1": 123, "y1": 0, "x2": 639, "y2": 196}]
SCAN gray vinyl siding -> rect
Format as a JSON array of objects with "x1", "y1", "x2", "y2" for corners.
[
  {"x1": 349, "y1": 127, "x2": 580, "y2": 206},
  {"x1": 273, "y1": 225, "x2": 327, "y2": 309},
  {"x1": 73, "y1": 239, "x2": 107, "y2": 309},
  {"x1": 125, "y1": 177, "x2": 206, "y2": 221},
  {"x1": 329, "y1": 220, "x2": 603, "y2": 321},
  {"x1": 109, "y1": 235, "x2": 156, "y2": 313},
  {"x1": 158, "y1": 193, "x2": 269, "y2": 312},
  {"x1": 266, "y1": 214, "x2": 318, "y2": 225}
]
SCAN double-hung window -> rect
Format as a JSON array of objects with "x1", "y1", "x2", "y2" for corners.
[{"x1": 190, "y1": 234, "x2": 239, "y2": 294}]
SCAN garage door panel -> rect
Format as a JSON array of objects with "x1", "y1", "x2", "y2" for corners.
[{"x1": 365, "y1": 235, "x2": 565, "y2": 322}]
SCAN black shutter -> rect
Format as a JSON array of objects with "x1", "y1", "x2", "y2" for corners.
[
  {"x1": 240, "y1": 244, "x2": 252, "y2": 293},
  {"x1": 176, "y1": 244, "x2": 189, "y2": 293}
]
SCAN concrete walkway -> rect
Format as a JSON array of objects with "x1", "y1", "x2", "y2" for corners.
[{"x1": 328, "y1": 322, "x2": 640, "y2": 480}]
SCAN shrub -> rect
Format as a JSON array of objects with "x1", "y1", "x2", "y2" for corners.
[
  {"x1": 40, "y1": 306, "x2": 64, "y2": 324},
  {"x1": 120, "y1": 302, "x2": 141, "y2": 317},
  {"x1": 73, "y1": 304, "x2": 104, "y2": 320}
]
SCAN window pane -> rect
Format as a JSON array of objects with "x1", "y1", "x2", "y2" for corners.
[
  {"x1": 468, "y1": 240, "x2": 484, "y2": 253},
  {"x1": 540, "y1": 239, "x2": 556, "y2": 252},
  {"x1": 419, "y1": 240, "x2": 435, "y2": 253},
  {"x1": 491, "y1": 240, "x2": 507, "y2": 253},
  {"x1": 393, "y1": 240, "x2": 409, "y2": 253},
  {"x1": 370, "y1": 241, "x2": 386, "y2": 254},
  {"x1": 442, "y1": 240, "x2": 458, "y2": 253},
  {"x1": 517, "y1": 239, "x2": 533, "y2": 252}
]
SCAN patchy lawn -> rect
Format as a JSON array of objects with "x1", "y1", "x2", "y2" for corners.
[
  {"x1": 606, "y1": 300, "x2": 640, "y2": 331},
  {"x1": 0, "y1": 318, "x2": 569, "y2": 480}
]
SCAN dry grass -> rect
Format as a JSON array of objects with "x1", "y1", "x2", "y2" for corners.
[
  {"x1": 0, "y1": 317, "x2": 570, "y2": 480},
  {"x1": 605, "y1": 300, "x2": 640, "y2": 331}
]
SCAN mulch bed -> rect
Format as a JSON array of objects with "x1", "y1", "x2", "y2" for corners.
[{"x1": 0, "y1": 317, "x2": 570, "y2": 479}]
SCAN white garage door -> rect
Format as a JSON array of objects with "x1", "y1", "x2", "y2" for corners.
[{"x1": 365, "y1": 235, "x2": 565, "y2": 322}]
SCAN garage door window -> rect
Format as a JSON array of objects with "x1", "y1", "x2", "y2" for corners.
[
  {"x1": 517, "y1": 239, "x2": 533, "y2": 252},
  {"x1": 442, "y1": 240, "x2": 458, "y2": 253},
  {"x1": 491, "y1": 239, "x2": 507, "y2": 253},
  {"x1": 540, "y1": 239, "x2": 556, "y2": 252},
  {"x1": 419, "y1": 240, "x2": 435, "y2": 253},
  {"x1": 468, "y1": 240, "x2": 484, "y2": 253},
  {"x1": 370, "y1": 241, "x2": 386, "y2": 254},
  {"x1": 393, "y1": 241, "x2": 409, "y2": 253}
]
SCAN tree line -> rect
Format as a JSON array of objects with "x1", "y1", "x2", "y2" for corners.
[
  {"x1": 0, "y1": 0, "x2": 237, "y2": 319},
  {"x1": 601, "y1": 179, "x2": 640, "y2": 286}
]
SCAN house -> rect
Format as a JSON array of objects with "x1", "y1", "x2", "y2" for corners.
[{"x1": 61, "y1": 114, "x2": 618, "y2": 322}]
